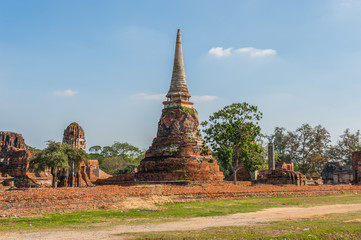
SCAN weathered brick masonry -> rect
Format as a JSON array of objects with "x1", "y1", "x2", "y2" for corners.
[
  {"x1": 0, "y1": 132, "x2": 32, "y2": 177},
  {"x1": 136, "y1": 29, "x2": 224, "y2": 182},
  {"x1": 1, "y1": 183, "x2": 361, "y2": 217},
  {"x1": 59, "y1": 122, "x2": 110, "y2": 187}
]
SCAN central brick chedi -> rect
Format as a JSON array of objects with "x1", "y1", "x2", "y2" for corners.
[{"x1": 136, "y1": 29, "x2": 224, "y2": 182}]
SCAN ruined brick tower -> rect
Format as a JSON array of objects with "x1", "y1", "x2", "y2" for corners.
[
  {"x1": 60, "y1": 122, "x2": 97, "y2": 187},
  {"x1": 136, "y1": 29, "x2": 224, "y2": 182},
  {"x1": 62, "y1": 122, "x2": 86, "y2": 150},
  {"x1": 0, "y1": 132, "x2": 31, "y2": 176}
]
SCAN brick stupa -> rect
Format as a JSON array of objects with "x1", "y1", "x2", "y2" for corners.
[
  {"x1": 136, "y1": 29, "x2": 224, "y2": 182},
  {"x1": 63, "y1": 122, "x2": 86, "y2": 151}
]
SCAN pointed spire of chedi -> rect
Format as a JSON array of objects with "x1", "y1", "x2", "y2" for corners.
[
  {"x1": 136, "y1": 29, "x2": 224, "y2": 183},
  {"x1": 164, "y1": 29, "x2": 193, "y2": 108}
]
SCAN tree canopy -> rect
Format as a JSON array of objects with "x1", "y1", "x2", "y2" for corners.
[
  {"x1": 328, "y1": 129, "x2": 361, "y2": 165},
  {"x1": 29, "y1": 141, "x2": 88, "y2": 187},
  {"x1": 268, "y1": 125, "x2": 361, "y2": 176},
  {"x1": 88, "y1": 142, "x2": 144, "y2": 174},
  {"x1": 201, "y1": 103, "x2": 265, "y2": 184}
]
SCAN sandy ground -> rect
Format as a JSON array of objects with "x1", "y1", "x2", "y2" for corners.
[{"x1": 1, "y1": 203, "x2": 361, "y2": 240}]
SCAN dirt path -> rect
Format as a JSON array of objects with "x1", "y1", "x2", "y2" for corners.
[{"x1": 2, "y1": 204, "x2": 361, "y2": 240}]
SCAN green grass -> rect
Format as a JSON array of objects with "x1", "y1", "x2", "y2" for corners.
[
  {"x1": 125, "y1": 211, "x2": 361, "y2": 239},
  {"x1": 0, "y1": 193, "x2": 361, "y2": 232}
]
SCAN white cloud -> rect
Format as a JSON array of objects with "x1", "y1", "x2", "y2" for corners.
[
  {"x1": 133, "y1": 93, "x2": 165, "y2": 101},
  {"x1": 235, "y1": 47, "x2": 277, "y2": 57},
  {"x1": 209, "y1": 47, "x2": 277, "y2": 58},
  {"x1": 53, "y1": 89, "x2": 78, "y2": 96},
  {"x1": 192, "y1": 95, "x2": 218, "y2": 102},
  {"x1": 208, "y1": 47, "x2": 232, "y2": 57}
]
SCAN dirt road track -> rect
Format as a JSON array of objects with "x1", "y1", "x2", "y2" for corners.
[{"x1": 2, "y1": 203, "x2": 361, "y2": 240}]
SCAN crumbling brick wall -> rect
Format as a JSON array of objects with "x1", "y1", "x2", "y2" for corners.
[{"x1": 2, "y1": 183, "x2": 361, "y2": 217}]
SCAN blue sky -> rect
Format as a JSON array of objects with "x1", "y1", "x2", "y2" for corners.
[{"x1": 1, "y1": 0, "x2": 361, "y2": 150}]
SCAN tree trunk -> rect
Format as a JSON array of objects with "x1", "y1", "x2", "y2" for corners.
[
  {"x1": 51, "y1": 173, "x2": 58, "y2": 188},
  {"x1": 71, "y1": 162, "x2": 75, "y2": 187},
  {"x1": 51, "y1": 167, "x2": 57, "y2": 188},
  {"x1": 52, "y1": 174, "x2": 56, "y2": 188},
  {"x1": 233, "y1": 169, "x2": 238, "y2": 185},
  {"x1": 68, "y1": 164, "x2": 73, "y2": 187},
  {"x1": 63, "y1": 169, "x2": 69, "y2": 187},
  {"x1": 76, "y1": 172, "x2": 80, "y2": 187},
  {"x1": 54, "y1": 174, "x2": 58, "y2": 188}
]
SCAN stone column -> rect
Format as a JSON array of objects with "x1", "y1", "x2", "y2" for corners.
[{"x1": 268, "y1": 142, "x2": 275, "y2": 173}]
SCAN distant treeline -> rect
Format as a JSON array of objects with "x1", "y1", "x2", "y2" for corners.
[
  {"x1": 88, "y1": 142, "x2": 144, "y2": 175},
  {"x1": 267, "y1": 124, "x2": 361, "y2": 176}
]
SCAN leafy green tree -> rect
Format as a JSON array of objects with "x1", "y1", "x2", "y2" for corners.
[
  {"x1": 29, "y1": 141, "x2": 68, "y2": 188},
  {"x1": 111, "y1": 142, "x2": 144, "y2": 163},
  {"x1": 255, "y1": 135, "x2": 270, "y2": 171},
  {"x1": 100, "y1": 156, "x2": 127, "y2": 175},
  {"x1": 89, "y1": 145, "x2": 102, "y2": 153},
  {"x1": 267, "y1": 127, "x2": 292, "y2": 163},
  {"x1": 269, "y1": 124, "x2": 331, "y2": 176},
  {"x1": 101, "y1": 146, "x2": 117, "y2": 158},
  {"x1": 64, "y1": 144, "x2": 89, "y2": 182},
  {"x1": 88, "y1": 145, "x2": 104, "y2": 163},
  {"x1": 89, "y1": 142, "x2": 144, "y2": 174},
  {"x1": 289, "y1": 124, "x2": 330, "y2": 176},
  {"x1": 115, "y1": 164, "x2": 139, "y2": 174},
  {"x1": 29, "y1": 141, "x2": 88, "y2": 188},
  {"x1": 28, "y1": 146, "x2": 42, "y2": 155},
  {"x1": 90, "y1": 142, "x2": 144, "y2": 160},
  {"x1": 201, "y1": 103, "x2": 265, "y2": 184},
  {"x1": 328, "y1": 129, "x2": 361, "y2": 165}
]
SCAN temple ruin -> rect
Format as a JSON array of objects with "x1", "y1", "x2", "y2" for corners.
[
  {"x1": 63, "y1": 122, "x2": 86, "y2": 151},
  {"x1": 3, "y1": 30, "x2": 361, "y2": 188},
  {"x1": 136, "y1": 29, "x2": 224, "y2": 182},
  {"x1": 0, "y1": 132, "x2": 48, "y2": 188},
  {"x1": 321, "y1": 162, "x2": 354, "y2": 184},
  {"x1": 266, "y1": 162, "x2": 307, "y2": 186},
  {"x1": 0, "y1": 132, "x2": 31, "y2": 177},
  {"x1": 60, "y1": 122, "x2": 109, "y2": 187}
]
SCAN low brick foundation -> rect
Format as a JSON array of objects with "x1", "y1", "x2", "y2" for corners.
[{"x1": 1, "y1": 183, "x2": 361, "y2": 217}]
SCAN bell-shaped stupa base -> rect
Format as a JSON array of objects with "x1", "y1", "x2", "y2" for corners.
[{"x1": 136, "y1": 107, "x2": 224, "y2": 182}]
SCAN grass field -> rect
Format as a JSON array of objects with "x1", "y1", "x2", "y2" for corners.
[
  {"x1": 125, "y1": 211, "x2": 361, "y2": 239},
  {"x1": 0, "y1": 193, "x2": 360, "y2": 232}
]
